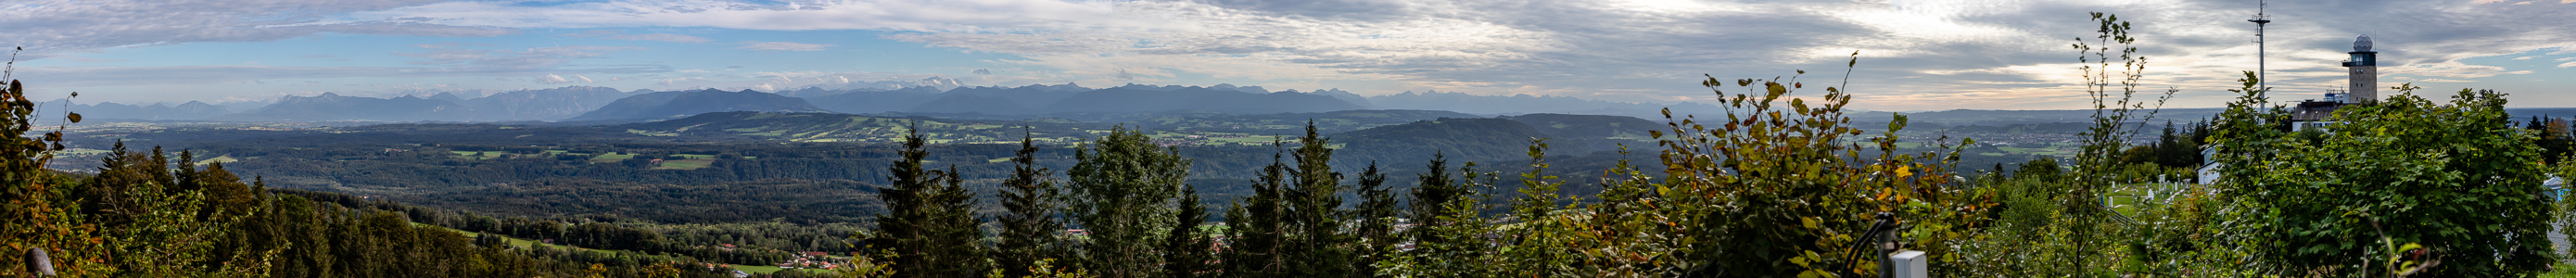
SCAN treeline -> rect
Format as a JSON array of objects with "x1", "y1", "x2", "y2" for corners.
[
  {"x1": 273, "y1": 184, "x2": 870, "y2": 267},
  {"x1": 843, "y1": 15, "x2": 2568, "y2": 277},
  {"x1": 0, "y1": 77, "x2": 814, "y2": 277}
]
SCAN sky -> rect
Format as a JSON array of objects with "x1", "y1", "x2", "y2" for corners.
[{"x1": 3, "y1": 0, "x2": 2572, "y2": 111}]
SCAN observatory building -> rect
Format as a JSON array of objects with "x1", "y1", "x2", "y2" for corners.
[
  {"x1": 2290, "y1": 35, "x2": 2382, "y2": 132},
  {"x1": 2342, "y1": 35, "x2": 2379, "y2": 103}
]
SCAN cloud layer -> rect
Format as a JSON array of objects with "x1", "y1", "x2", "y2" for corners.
[
  {"x1": 0, "y1": 0, "x2": 514, "y2": 55},
  {"x1": 10, "y1": 0, "x2": 2575, "y2": 109}
]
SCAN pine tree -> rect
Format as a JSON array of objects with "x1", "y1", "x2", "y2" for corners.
[
  {"x1": 1385, "y1": 159, "x2": 1498, "y2": 277},
  {"x1": 1161, "y1": 183, "x2": 1216, "y2": 278},
  {"x1": 1403, "y1": 153, "x2": 1462, "y2": 243},
  {"x1": 1221, "y1": 144, "x2": 1290, "y2": 277},
  {"x1": 876, "y1": 123, "x2": 986, "y2": 277},
  {"x1": 1347, "y1": 162, "x2": 1397, "y2": 278},
  {"x1": 925, "y1": 165, "x2": 987, "y2": 276},
  {"x1": 1065, "y1": 126, "x2": 1188, "y2": 278},
  {"x1": 996, "y1": 131, "x2": 1065, "y2": 277},
  {"x1": 1282, "y1": 121, "x2": 1354, "y2": 277}
]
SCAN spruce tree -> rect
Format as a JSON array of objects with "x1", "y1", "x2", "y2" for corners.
[
  {"x1": 1221, "y1": 145, "x2": 1290, "y2": 277},
  {"x1": 1065, "y1": 126, "x2": 1188, "y2": 278},
  {"x1": 876, "y1": 124, "x2": 986, "y2": 277},
  {"x1": 1348, "y1": 162, "x2": 1397, "y2": 278},
  {"x1": 1161, "y1": 183, "x2": 1216, "y2": 278},
  {"x1": 996, "y1": 131, "x2": 1064, "y2": 277},
  {"x1": 1283, "y1": 121, "x2": 1354, "y2": 277},
  {"x1": 1404, "y1": 153, "x2": 1464, "y2": 238}
]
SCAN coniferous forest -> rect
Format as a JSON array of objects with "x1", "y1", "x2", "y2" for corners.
[{"x1": 7, "y1": 13, "x2": 2576, "y2": 278}]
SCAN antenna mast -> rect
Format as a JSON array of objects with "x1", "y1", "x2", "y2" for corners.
[{"x1": 2249, "y1": 0, "x2": 2272, "y2": 95}]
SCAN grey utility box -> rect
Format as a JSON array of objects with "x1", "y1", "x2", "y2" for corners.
[{"x1": 1888, "y1": 250, "x2": 1928, "y2": 278}]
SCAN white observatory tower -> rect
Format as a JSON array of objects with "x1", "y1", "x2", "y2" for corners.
[{"x1": 2342, "y1": 35, "x2": 2379, "y2": 103}]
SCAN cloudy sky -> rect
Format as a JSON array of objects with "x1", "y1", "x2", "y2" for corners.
[{"x1": 4, "y1": 0, "x2": 2571, "y2": 110}]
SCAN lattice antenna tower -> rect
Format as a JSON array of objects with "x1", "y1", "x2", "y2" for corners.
[{"x1": 2249, "y1": 0, "x2": 2273, "y2": 95}]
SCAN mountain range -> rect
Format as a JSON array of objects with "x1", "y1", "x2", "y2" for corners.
[
  {"x1": 63, "y1": 82, "x2": 2576, "y2": 126},
  {"x1": 567, "y1": 89, "x2": 831, "y2": 120},
  {"x1": 202, "y1": 86, "x2": 644, "y2": 122},
  {"x1": 65, "y1": 81, "x2": 1736, "y2": 122},
  {"x1": 36, "y1": 100, "x2": 234, "y2": 120}
]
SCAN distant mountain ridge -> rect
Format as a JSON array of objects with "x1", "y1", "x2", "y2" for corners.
[
  {"x1": 566, "y1": 89, "x2": 829, "y2": 120},
  {"x1": 38, "y1": 100, "x2": 233, "y2": 120},
  {"x1": 461, "y1": 86, "x2": 639, "y2": 120},
  {"x1": 208, "y1": 86, "x2": 642, "y2": 122},
  {"x1": 216, "y1": 93, "x2": 483, "y2": 121}
]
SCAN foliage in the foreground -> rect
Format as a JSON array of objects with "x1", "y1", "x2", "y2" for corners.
[
  {"x1": 3, "y1": 57, "x2": 755, "y2": 277},
  {"x1": 878, "y1": 123, "x2": 990, "y2": 277},
  {"x1": 2210, "y1": 82, "x2": 2555, "y2": 276},
  {"x1": 1066, "y1": 126, "x2": 1190, "y2": 277},
  {"x1": 818, "y1": 12, "x2": 2563, "y2": 278},
  {"x1": 997, "y1": 132, "x2": 1072, "y2": 278},
  {"x1": 15, "y1": 10, "x2": 2576, "y2": 278}
]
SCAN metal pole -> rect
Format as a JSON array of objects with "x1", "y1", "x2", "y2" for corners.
[{"x1": 2250, "y1": 0, "x2": 2271, "y2": 95}]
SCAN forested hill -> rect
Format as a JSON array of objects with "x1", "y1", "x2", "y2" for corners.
[
  {"x1": 1335, "y1": 118, "x2": 1567, "y2": 166},
  {"x1": 1501, "y1": 113, "x2": 1659, "y2": 139},
  {"x1": 609, "y1": 111, "x2": 1104, "y2": 144},
  {"x1": 1115, "y1": 109, "x2": 1480, "y2": 134}
]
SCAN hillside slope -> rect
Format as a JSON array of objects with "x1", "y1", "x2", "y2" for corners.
[
  {"x1": 1334, "y1": 118, "x2": 1566, "y2": 165},
  {"x1": 607, "y1": 111, "x2": 1107, "y2": 144}
]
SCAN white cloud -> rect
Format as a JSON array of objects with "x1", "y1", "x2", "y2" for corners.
[
  {"x1": 339, "y1": 0, "x2": 1162, "y2": 32},
  {"x1": 2560, "y1": 61, "x2": 2576, "y2": 68},
  {"x1": 0, "y1": 0, "x2": 512, "y2": 56},
  {"x1": 22, "y1": 0, "x2": 2576, "y2": 109},
  {"x1": 606, "y1": 33, "x2": 713, "y2": 44},
  {"x1": 537, "y1": 74, "x2": 573, "y2": 84},
  {"x1": 393, "y1": 44, "x2": 644, "y2": 70},
  {"x1": 2382, "y1": 60, "x2": 2533, "y2": 79},
  {"x1": 13, "y1": 64, "x2": 664, "y2": 88},
  {"x1": 736, "y1": 41, "x2": 832, "y2": 52}
]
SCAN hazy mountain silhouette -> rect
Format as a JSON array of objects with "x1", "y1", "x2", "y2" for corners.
[
  {"x1": 39, "y1": 100, "x2": 235, "y2": 120},
  {"x1": 567, "y1": 89, "x2": 829, "y2": 120},
  {"x1": 1290, "y1": 88, "x2": 1372, "y2": 107},
  {"x1": 216, "y1": 93, "x2": 482, "y2": 121},
  {"x1": 462, "y1": 86, "x2": 640, "y2": 120}
]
